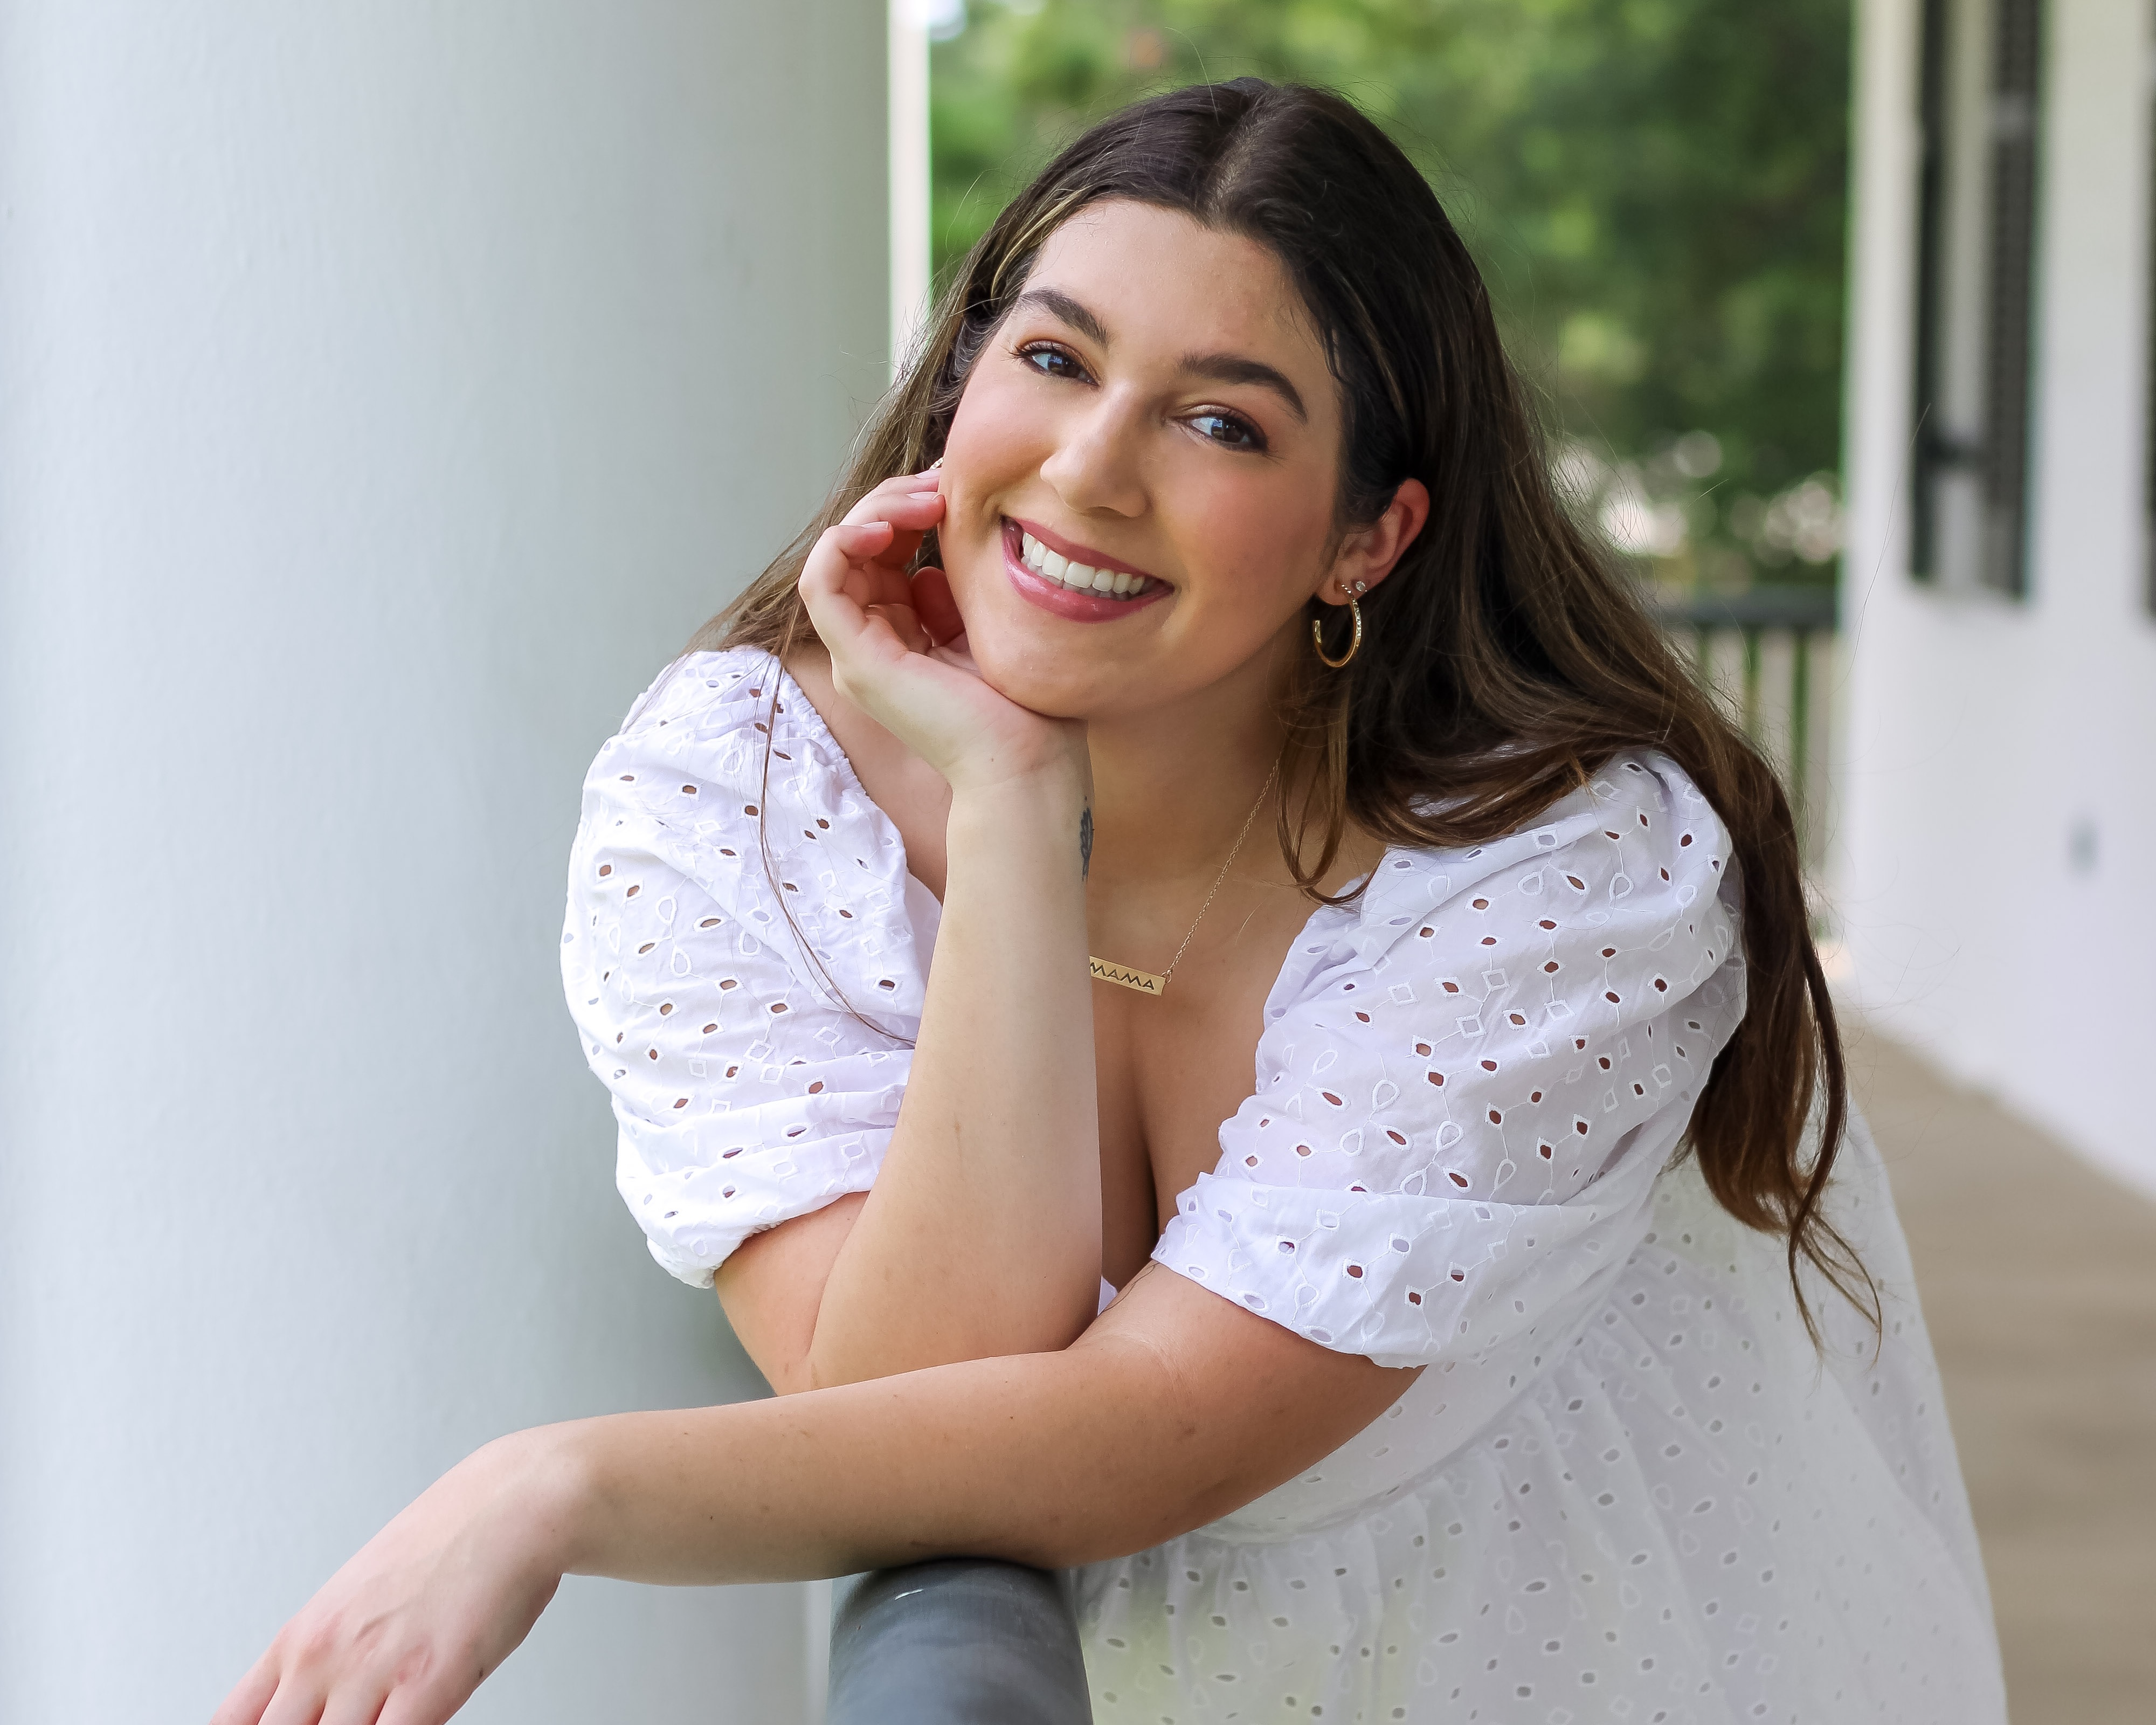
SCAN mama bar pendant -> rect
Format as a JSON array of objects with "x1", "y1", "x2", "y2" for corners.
[
  {"x1": 1084, "y1": 764, "x2": 1277, "y2": 1001},
  {"x1": 1089, "y1": 956, "x2": 1166, "y2": 996}
]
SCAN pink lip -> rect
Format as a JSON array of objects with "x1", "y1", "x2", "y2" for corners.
[
  {"x1": 1008, "y1": 516, "x2": 1155, "y2": 579},
  {"x1": 1000, "y1": 519, "x2": 1171, "y2": 624}
]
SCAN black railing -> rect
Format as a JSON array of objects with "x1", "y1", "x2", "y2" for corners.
[
  {"x1": 1653, "y1": 584, "x2": 1837, "y2": 862},
  {"x1": 826, "y1": 1560, "x2": 1094, "y2": 1724}
]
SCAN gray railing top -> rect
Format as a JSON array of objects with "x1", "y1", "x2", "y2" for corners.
[{"x1": 826, "y1": 1559, "x2": 1094, "y2": 1725}]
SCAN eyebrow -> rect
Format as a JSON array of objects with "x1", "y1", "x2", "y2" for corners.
[
  {"x1": 1009, "y1": 287, "x2": 1310, "y2": 425},
  {"x1": 1178, "y1": 351, "x2": 1308, "y2": 423},
  {"x1": 1013, "y1": 287, "x2": 1110, "y2": 348}
]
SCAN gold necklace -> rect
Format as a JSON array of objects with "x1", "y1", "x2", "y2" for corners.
[{"x1": 1088, "y1": 763, "x2": 1280, "y2": 998}]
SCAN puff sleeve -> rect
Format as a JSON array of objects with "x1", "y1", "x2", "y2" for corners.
[
  {"x1": 559, "y1": 652, "x2": 935, "y2": 1288},
  {"x1": 1153, "y1": 754, "x2": 1747, "y2": 1376}
]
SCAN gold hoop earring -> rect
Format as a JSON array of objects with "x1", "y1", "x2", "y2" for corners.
[{"x1": 1311, "y1": 580, "x2": 1367, "y2": 669}]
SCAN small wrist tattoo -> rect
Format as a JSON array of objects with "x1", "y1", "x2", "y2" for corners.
[{"x1": 1079, "y1": 804, "x2": 1094, "y2": 880}]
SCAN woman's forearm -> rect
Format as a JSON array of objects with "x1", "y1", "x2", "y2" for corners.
[
  {"x1": 553, "y1": 1272, "x2": 1413, "y2": 1584},
  {"x1": 801, "y1": 767, "x2": 1104, "y2": 1387},
  {"x1": 206, "y1": 1261, "x2": 1408, "y2": 1725},
  {"x1": 554, "y1": 1349, "x2": 1165, "y2": 1585}
]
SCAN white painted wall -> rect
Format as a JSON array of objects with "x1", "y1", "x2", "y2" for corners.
[
  {"x1": 0, "y1": 3, "x2": 889, "y2": 1719},
  {"x1": 1839, "y1": 0, "x2": 2156, "y2": 1193}
]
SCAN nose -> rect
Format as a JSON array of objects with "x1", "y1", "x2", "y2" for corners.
[{"x1": 1037, "y1": 390, "x2": 1149, "y2": 521}]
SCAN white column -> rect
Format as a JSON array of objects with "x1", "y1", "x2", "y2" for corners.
[
  {"x1": 0, "y1": 3, "x2": 889, "y2": 1720},
  {"x1": 889, "y1": 0, "x2": 935, "y2": 368}
]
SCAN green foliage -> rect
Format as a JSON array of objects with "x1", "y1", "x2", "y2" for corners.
[{"x1": 930, "y1": 0, "x2": 1850, "y2": 588}]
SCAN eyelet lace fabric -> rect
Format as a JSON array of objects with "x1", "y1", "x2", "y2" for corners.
[{"x1": 563, "y1": 648, "x2": 2004, "y2": 1723}]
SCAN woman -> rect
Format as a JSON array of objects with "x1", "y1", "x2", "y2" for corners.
[{"x1": 219, "y1": 80, "x2": 2003, "y2": 1724}]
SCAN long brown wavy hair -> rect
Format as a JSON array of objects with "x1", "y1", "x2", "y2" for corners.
[{"x1": 691, "y1": 78, "x2": 1869, "y2": 1336}]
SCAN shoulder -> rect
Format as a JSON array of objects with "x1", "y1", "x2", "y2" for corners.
[
  {"x1": 1289, "y1": 751, "x2": 1734, "y2": 999},
  {"x1": 580, "y1": 647, "x2": 894, "y2": 859},
  {"x1": 597, "y1": 646, "x2": 849, "y2": 803},
  {"x1": 571, "y1": 647, "x2": 921, "y2": 978},
  {"x1": 1256, "y1": 750, "x2": 1744, "y2": 1121}
]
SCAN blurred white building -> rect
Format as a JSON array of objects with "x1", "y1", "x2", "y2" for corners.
[
  {"x1": 0, "y1": 3, "x2": 897, "y2": 1720},
  {"x1": 1839, "y1": 0, "x2": 2154, "y2": 1192}
]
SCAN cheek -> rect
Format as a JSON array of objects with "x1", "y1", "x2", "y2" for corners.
[
  {"x1": 1181, "y1": 478, "x2": 1336, "y2": 605},
  {"x1": 941, "y1": 370, "x2": 1047, "y2": 487},
  {"x1": 935, "y1": 375, "x2": 1052, "y2": 591}
]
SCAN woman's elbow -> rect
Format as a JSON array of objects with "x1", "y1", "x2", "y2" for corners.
[
  {"x1": 795, "y1": 1323, "x2": 1088, "y2": 1397},
  {"x1": 992, "y1": 1474, "x2": 1254, "y2": 1571}
]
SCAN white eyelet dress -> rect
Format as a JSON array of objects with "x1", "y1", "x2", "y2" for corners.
[{"x1": 561, "y1": 648, "x2": 2006, "y2": 1725}]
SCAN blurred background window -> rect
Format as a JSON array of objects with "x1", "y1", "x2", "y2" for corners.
[{"x1": 1909, "y1": 0, "x2": 2043, "y2": 596}]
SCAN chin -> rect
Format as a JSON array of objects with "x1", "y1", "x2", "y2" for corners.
[
  {"x1": 963, "y1": 626, "x2": 1135, "y2": 721},
  {"x1": 938, "y1": 532, "x2": 1162, "y2": 719}
]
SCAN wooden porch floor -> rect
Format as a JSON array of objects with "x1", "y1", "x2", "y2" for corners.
[{"x1": 1854, "y1": 1028, "x2": 2156, "y2": 1724}]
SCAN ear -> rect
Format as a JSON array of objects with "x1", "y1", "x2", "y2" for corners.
[{"x1": 1318, "y1": 478, "x2": 1429, "y2": 604}]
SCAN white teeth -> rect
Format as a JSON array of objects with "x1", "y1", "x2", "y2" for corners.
[{"x1": 1016, "y1": 526, "x2": 1149, "y2": 598}]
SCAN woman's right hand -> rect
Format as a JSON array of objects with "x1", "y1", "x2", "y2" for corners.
[
  {"x1": 754, "y1": 467, "x2": 1105, "y2": 1390},
  {"x1": 799, "y1": 467, "x2": 1085, "y2": 796},
  {"x1": 210, "y1": 1433, "x2": 576, "y2": 1725}
]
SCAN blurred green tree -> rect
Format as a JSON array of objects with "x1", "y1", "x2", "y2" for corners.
[{"x1": 930, "y1": 0, "x2": 1850, "y2": 589}]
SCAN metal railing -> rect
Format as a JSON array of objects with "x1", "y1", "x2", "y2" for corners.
[
  {"x1": 1654, "y1": 584, "x2": 1837, "y2": 864},
  {"x1": 826, "y1": 1560, "x2": 1094, "y2": 1724}
]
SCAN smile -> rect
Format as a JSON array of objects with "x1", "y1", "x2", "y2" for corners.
[
  {"x1": 1000, "y1": 518, "x2": 1170, "y2": 623},
  {"x1": 1015, "y1": 527, "x2": 1155, "y2": 597}
]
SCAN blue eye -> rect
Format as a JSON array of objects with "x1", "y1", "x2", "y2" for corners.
[
  {"x1": 1190, "y1": 411, "x2": 1264, "y2": 451},
  {"x1": 1019, "y1": 342, "x2": 1090, "y2": 382}
]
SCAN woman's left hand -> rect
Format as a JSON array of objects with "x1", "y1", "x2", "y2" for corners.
[{"x1": 211, "y1": 1434, "x2": 575, "y2": 1725}]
